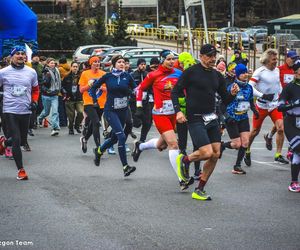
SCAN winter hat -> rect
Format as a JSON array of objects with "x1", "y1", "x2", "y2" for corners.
[
  {"x1": 227, "y1": 62, "x2": 237, "y2": 72},
  {"x1": 150, "y1": 57, "x2": 159, "y2": 65},
  {"x1": 111, "y1": 55, "x2": 124, "y2": 67},
  {"x1": 160, "y1": 50, "x2": 174, "y2": 63},
  {"x1": 178, "y1": 52, "x2": 196, "y2": 70},
  {"x1": 136, "y1": 58, "x2": 146, "y2": 67},
  {"x1": 217, "y1": 61, "x2": 226, "y2": 72},
  {"x1": 10, "y1": 45, "x2": 26, "y2": 56},
  {"x1": 235, "y1": 63, "x2": 248, "y2": 79},
  {"x1": 88, "y1": 56, "x2": 100, "y2": 66}
]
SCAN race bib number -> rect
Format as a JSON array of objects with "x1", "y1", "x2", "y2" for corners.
[
  {"x1": 114, "y1": 97, "x2": 127, "y2": 109},
  {"x1": 296, "y1": 117, "x2": 300, "y2": 129},
  {"x1": 12, "y1": 85, "x2": 27, "y2": 97},
  {"x1": 236, "y1": 101, "x2": 250, "y2": 112},
  {"x1": 284, "y1": 74, "x2": 294, "y2": 84},
  {"x1": 72, "y1": 85, "x2": 77, "y2": 94},
  {"x1": 161, "y1": 100, "x2": 175, "y2": 114},
  {"x1": 202, "y1": 113, "x2": 217, "y2": 122}
]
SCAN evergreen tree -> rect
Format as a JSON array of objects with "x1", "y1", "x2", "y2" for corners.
[{"x1": 91, "y1": 8, "x2": 111, "y2": 44}]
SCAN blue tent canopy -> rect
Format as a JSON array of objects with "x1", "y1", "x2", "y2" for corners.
[{"x1": 0, "y1": 0, "x2": 37, "y2": 58}]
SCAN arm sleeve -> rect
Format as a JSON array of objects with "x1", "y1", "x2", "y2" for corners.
[
  {"x1": 249, "y1": 71, "x2": 263, "y2": 98},
  {"x1": 136, "y1": 73, "x2": 155, "y2": 106},
  {"x1": 171, "y1": 69, "x2": 189, "y2": 113}
]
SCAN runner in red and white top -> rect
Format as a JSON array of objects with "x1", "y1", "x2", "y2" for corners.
[
  {"x1": 131, "y1": 50, "x2": 193, "y2": 190},
  {"x1": 264, "y1": 50, "x2": 299, "y2": 151},
  {"x1": 244, "y1": 49, "x2": 289, "y2": 166}
]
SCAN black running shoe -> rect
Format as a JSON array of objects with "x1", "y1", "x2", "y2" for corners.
[
  {"x1": 232, "y1": 165, "x2": 246, "y2": 174},
  {"x1": 274, "y1": 155, "x2": 289, "y2": 164},
  {"x1": 179, "y1": 180, "x2": 188, "y2": 191},
  {"x1": 132, "y1": 141, "x2": 142, "y2": 162},
  {"x1": 28, "y1": 129, "x2": 34, "y2": 136},
  {"x1": 264, "y1": 133, "x2": 273, "y2": 151},
  {"x1": 80, "y1": 136, "x2": 87, "y2": 153},
  {"x1": 123, "y1": 165, "x2": 136, "y2": 177},
  {"x1": 69, "y1": 129, "x2": 74, "y2": 135},
  {"x1": 130, "y1": 131, "x2": 137, "y2": 139},
  {"x1": 94, "y1": 147, "x2": 102, "y2": 166},
  {"x1": 244, "y1": 152, "x2": 251, "y2": 166}
]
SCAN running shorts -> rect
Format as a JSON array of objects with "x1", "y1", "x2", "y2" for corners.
[
  {"x1": 226, "y1": 118, "x2": 250, "y2": 139},
  {"x1": 284, "y1": 115, "x2": 300, "y2": 153},
  {"x1": 153, "y1": 114, "x2": 176, "y2": 134},
  {"x1": 188, "y1": 119, "x2": 221, "y2": 149},
  {"x1": 252, "y1": 105, "x2": 283, "y2": 129}
]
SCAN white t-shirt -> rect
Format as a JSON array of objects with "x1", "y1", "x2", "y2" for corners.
[
  {"x1": 0, "y1": 65, "x2": 38, "y2": 114},
  {"x1": 249, "y1": 66, "x2": 282, "y2": 110}
]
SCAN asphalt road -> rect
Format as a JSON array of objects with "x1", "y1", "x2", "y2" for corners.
[{"x1": 0, "y1": 116, "x2": 299, "y2": 250}]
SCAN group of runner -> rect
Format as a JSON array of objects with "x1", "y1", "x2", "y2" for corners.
[{"x1": 1, "y1": 44, "x2": 300, "y2": 200}]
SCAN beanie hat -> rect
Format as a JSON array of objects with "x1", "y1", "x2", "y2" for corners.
[
  {"x1": 227, "y1": 62, "x2": 237, "y2": 72},
  {"x1": 217, "y1": 61, "x2": 226, "y2": 72},
  {"x1": 88, "y1": 56, "x2": 100, "y2": 66},
  {"x1": 235, "y1": 63, "x2": 248, "y2": 79},
  {"x1": 111, "y1": 55, "x2": 124, "y2": 67},
  {"x1": 178, "y1": 52, "x2": 196, "y2": 70},
  {"x1": 150, "y1": 57, "x2": 159, "y2": 65},
  {"x1": 10, "y1": 45, "x2": 26, "y2": 56},
  {"x1": 160, "y1": 50, "x2": 174, "y2": 63},
  {"x1": 136, "y1": 58, "x2": 146, "y2": 67}
]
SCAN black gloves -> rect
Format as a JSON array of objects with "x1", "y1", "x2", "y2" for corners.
[
  {"x1": 29, "y1": 102, "x2": 38, "y2": 111},
  {"x1": 135, "y1": 107, "x2": 144, "y2": 120},
  {"x1": 261, "y1": 94, "x2": 275, "y2": 102}
]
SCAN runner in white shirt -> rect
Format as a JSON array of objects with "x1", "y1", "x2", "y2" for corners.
[
  {"x1": 244, "y1": 49, "x2": 289, "y2": 166},
  {"x1": 0, "y1": 46, "x2": 39, "y2": 180}
]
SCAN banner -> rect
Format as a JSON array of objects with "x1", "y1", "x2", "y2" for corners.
[
  {"x1": 121, "y1": 0, "x2": 157, "y2": 7},
  {"x1": 185, "y1": 0, "x2": 202, "y2": 9}
]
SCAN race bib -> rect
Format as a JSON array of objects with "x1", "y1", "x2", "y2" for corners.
[
  {"x1": 236, "y1": 101, "x2": 250, "y2": 113},
  {"x1": 161, "y1": 100, "x2": 175, "y2": 114},
  {"x1": 114, "y1": 97, "x2": 127, "y2": 109},
  {"x1": 12, "y1": 85, "x2": 27, "y2": 97},
  {"x1": 284, "y1": 74, "x2": 294, "y2": 84},
  {"x1": 296, "y1": 117, "x2": 300, "y2": 129},
  {"x1": 202, "y1": 113, "x2": 217, "y2": 122},
  {"x1": 267, "y1": 101, "x2": 278, "y2": 111},
  {"x1": 72, "y1": 85, "x2": 77, "y2": 94}
]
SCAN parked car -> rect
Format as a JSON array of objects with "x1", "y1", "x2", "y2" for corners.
[
  {"x1": 218, "y1": 27, "x2": 241, "y2": 33},
  {"x1": 127, "y1": 23, "x2": 146, "y2": 35},
  {"x1": 229, "y1": 31, "x2": 254, "y2": 48},
  {"x1": 73, "y1": 44, "x2": 112, "y2": 62},
  {"x1": 214, "y1": 31, "x2": 227, "y2": 43},
  {"x1": 245, "y1": 28, "x2": 267, "y2": 42},
  {"x1": 122, "y1": 48, "x2": 179, "y2": 58},
  {"x1": 157, "y1": 25, "x2": 178, "y2": 39},
  {"x1": 92, "y1": 46, "x2": 139, "y2": 58}
]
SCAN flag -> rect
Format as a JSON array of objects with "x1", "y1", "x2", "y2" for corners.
[
  {"x1": 185, "y1": 0, "x2": 202, "y2": 9},
  {"x1": 25, "y1": 43, "x2": 32, "y2": 63}
]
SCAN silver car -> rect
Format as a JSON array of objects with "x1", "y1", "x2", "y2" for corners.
[{"x1": 73, "y1": 44, "x2": 112, "y2": 62}]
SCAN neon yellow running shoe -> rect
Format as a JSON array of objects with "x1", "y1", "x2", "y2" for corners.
[
  {"x1": 176, "y1": 153, "x2": 190, "y2": 182},
  {"x1": 192, "y1": 189, "x2": 212, "y2": 201}
]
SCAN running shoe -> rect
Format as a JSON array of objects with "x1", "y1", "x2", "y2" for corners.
[
  {"x1": 5, "y1": 147, "x2": 13, "y2": 160},
  {"x1": 194, "y1": 168, "x2": 201, "y2": 181},
  {"x1": 244, "y1": 152, "x2": 251, "y2": 166},
  {"x1": 176, "y1": 153, "x2": 190, "y2": 182},
  {"x1": 288, "y1": 182, "x2": 300, "y2": 192},
  {"x1": 17, "y1": 168, "x2": 28, "y2": 180},
  {"x1": 108, "y1": 146, "x2": 116, "y2": 155},
  {"x1": 69, "y1": 129, "x2": 74, "y2": 135},
  {"x1": 274, "y1": 155, "x2": 289, "y2": 164},
  {"x1": 94, "y1": 147, "x2": 103, "y2": 166},
  {"x1": 287, "y1": 150, "x2": 293, "y2": 162},
  {"x1": 232, "y1": 165, "x2": 246, "y2": 175},
  {"x1": 75, "y1": 128, "x2": 82, "y2": 134},
  {"x1": 123, "y1": 165, "x2": 136, "y2": 177},
  {"x1": 125, "y1": 144, "x2": 131, "y2": 153},
  {"x1": 132, "y1": 141, "x2": 142, "y2": 162},
  {"x1": 80, "y1": 136, "x2": 87, "y2": 153},
  {"x1": 103, "y1": 130, "x2": 110, "y2": 139},
  {"x1": 51, "y1": 129, "x2": 59, "y2": 136},
  {"x1": 264, "y1": 133, "x2": 273, "y2": 151},
  {"x1": 192, "y1": 188, "x2": 211, "y2": 201},
  {"x1": 0, "y1": 136, "x2": 6, "y2": 155},
  {"x1": 43, "y1": 119, "x2": 49, "y2": 128},
  {"x1": 22, "y1": 142, "x2": 31, "y2": 152},
  {"x1": 28, "y1": 129, "x2": 34, "y2": 136},
  {"x1": 130, "y1": 131, "x2": 137, "y2": 139},
  {"x1": 179, "y1": 180, "x2": 189, "y2": 191}
]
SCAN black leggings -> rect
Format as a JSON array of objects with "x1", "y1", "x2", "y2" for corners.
[
  {"x1": 177, "y1": 121, "x2": 201, "y2": 171},
  {"x1": 3, "y1": 113, "x2": 30, "y2": 170},
  {"x1": 83, "y1": 105, "x2": 103, "y2": 147},
  {"x1": 140, "y1": 102, "x2": 153, "y2": 142}
]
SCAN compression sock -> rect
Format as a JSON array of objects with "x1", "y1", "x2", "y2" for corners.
[
  {"x1": 169, "y1": 149, "x2": 181, "y2": 181},
  {"x1": 139, "y1": 138, "x2": 159, "y2": 151},
  {"x1": 236, "y1": 147, "x2": 247, "y2": 166}
]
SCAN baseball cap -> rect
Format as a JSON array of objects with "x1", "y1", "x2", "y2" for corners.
[
  {"x1": 287, "y1": 50, "x2": 298, "y2": 59},
  {"x1": 200, "y1": 44, "x2": 219, "y2": 56}
]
